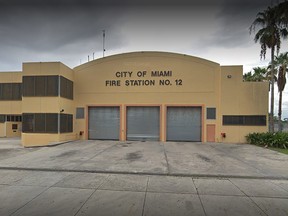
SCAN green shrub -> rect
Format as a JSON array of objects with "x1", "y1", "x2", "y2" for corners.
[{"x1": 246, "y1": 132, "x2": 288, "y2": 149}]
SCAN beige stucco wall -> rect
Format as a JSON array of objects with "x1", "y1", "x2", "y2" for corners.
[
  {"x1": 0, "y1": 123, "x2": 5, "y2": 137},
  {"x1": 0, "y1": 52, "x2": 269, "y2": 145},
  {"x1": 0, "y1": 72, "x2": 22, "y2": 138},
  {"x1": 5, "y1": 122, "x2": 22, "y2": 137},
  {"x1": 0, "y1": 72, "x2": 22, "y2": 115},
  {"x1": 74, "y1": 52, "x2": 222, "y2": 142},
  {"x1": 220, "y1": 66, "x2": 269, "y2": 143},
  {"x1": 21, "y1": 62, "x2": 76, "y2": 147}
]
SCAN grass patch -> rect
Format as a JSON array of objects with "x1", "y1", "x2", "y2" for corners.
[{"x1": 268, "y1": 147, "x2": 288, "y2": 155}]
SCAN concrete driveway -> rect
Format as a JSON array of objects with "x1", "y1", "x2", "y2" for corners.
[
  {"x1": 0, "y1": 138, "x2": 288, "y2": 216},
  {"x1": 0, "y1": 139, "x2": 287, "y2": 179}
]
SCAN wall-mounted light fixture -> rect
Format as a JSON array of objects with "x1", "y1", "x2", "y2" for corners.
[
  {"x1": 60, "y1": 109, "x2": 64, "y2": 113},
  {"x1": 227, "y1": 75, "x2": 232, "y2": 79}
]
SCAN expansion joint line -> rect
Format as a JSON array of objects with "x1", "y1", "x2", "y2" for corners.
[
  {"x1": 228, "y1": 179, "x2": 268, "y2": 216},
  {"x1": 162, "y1": 143, "x2": 171, "y2": 174},
  {"x1": 141, "y1": 177, "x2": 150, "y2": 216}
]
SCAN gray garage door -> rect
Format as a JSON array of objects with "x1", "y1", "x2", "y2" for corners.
[
  {"x1": 88, "y1": 107, "x2": 120, "y2": 140},
  {"x1": 127, "y1": 107, "x2": 160, "y2": 141},
  {"x1": 167, "y1": 107, "x2": 202, "y2": 141}
]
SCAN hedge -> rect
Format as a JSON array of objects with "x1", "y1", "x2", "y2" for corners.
[{"x1": 246, "y1": 132, "x2": 288, "y2": 149}]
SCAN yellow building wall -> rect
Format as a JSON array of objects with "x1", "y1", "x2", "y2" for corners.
[
  {"x1": 5, "y1": 122, "x2": 22, "y2": 137},
  {"x1": 74, "y1": 52, "x2": 222, "y2": 142},
  {"x1": 220, "y1": 66, "x2": 269, "y2": 143},
  {"x1": 0, "y1": 72, "x2": 22, "y2": 138},
  {"x1": 0, "y1": 72, "x2": 22, "y2": 115},
  {"x1": 21, "y1": 62, "x2": 76, "y2": 147},
  {"x1": 0, "y1": 52, "x2": 269, "y2": 145},
  {"x1": 0, "y1": 123, "x2": 5, "y2": 137}
]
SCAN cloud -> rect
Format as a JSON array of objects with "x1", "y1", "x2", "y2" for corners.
[{"x1": 0, "y1": 0, "x2": 283, "y2": 71}]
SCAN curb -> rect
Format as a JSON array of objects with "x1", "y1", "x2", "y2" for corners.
[{"x1": 0, "y1": 166, "x2": 287, "y2": 180}]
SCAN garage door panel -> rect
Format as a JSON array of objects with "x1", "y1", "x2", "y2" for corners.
[
  {"x1": 88, "y1": 107, "x2": 120, "y2": 140},
  {"x1": 167, "y1": 107, "x2": 202, "y2": 142},
  {"x1": 127, "y1": 107, "x2": 160, "y2": 141}
]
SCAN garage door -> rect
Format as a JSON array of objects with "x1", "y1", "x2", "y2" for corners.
[
  {"x1": 127, "y1": 107, "x2": 160, "y2": 141},
  {"x1": 167, "y1": 107, "x2": 202, "y2": 141},
  {"x1": 88, "y1": 107, "x2": 120, "y2": 140}
]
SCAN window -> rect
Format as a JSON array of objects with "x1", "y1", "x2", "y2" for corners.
[
  {"x1": 22, "y1": 75, "x2": 73, "y2": 99},
  {"x1": 22, "y1": 113, "x2": 73, "y2": 133},
  {"x1": 76, "y1": 108, "x2": 84, "y2": 119},
  {"x1": 34, "y1": 114, "x2": 45, "y2": 132},
  {"x1": 60, "y1": 114, "x2": 73, "y2": 133},
  {"x1": 0, "y1": 115, "x2": 22, "y2": 122},
  {"x1": 46, "y1": 76, "x2": 59, "y2": 96},
  {"x1": 12, "y1": 124, "x2": 18, "y2": 130},
  {"x1": 23, "y1": 76, "x2": 34, "y2": 96},
  {"x1": 0, "y1": 115, "x2": 5, "y2": 123},
  {"x1": 12, "y1": 83, "x2": 22, "y2": 100},
  {"x1": 46, "y1": 113, "x2": 58, "y2": 133},
  {"x1": 23, "y1": 76, "x2": 59, "y2": 97},
  {"x1": 0, "y1": 83, "x2": 22, "y2": 100},
  {"x1": 60, "y1": 76, "x2": 73, "y2": 100},
  {"x1": 35, "y1": 76, "x2": 46, "y2": 96},
  {"x1": 207, "y1": 108, "x2": 216, "y2": 120},
  {"x1": 22, "y1": 113, "x2": 58, "y2": 133},
  {"x1": 223, "y1": 115, "x2": 266, "y2": 126},
  {"x1": 2, "y1": 83, "x2": 12, "y2": 99},
  {"x1": 22, "y1": 114, "x2": 34, "y2": 132}
]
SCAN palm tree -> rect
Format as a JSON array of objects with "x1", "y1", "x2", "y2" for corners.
[
  {"x1": 275, "y1": 52, "x2": 288, "y2": 131},
  {"x1": 278, "y1": 1, "x2": 288, "y2": 27},
  {"x1": 243, "y1": 67, "x2": 267, "y2": 81},
  {"x1": 250, "y1": 4, "x2": 288, "y2": 132},
  {"x1": 243, "y1": 71, "x2": 253, "y2": 81}
]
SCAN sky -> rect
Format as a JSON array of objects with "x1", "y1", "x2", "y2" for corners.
[{"x1": 0, "y1": 0, "x2": 288, "y2": 117}]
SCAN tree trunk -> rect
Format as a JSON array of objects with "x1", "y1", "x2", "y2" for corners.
[
  {"x1": 278, "y1": 90, "x2": 283, "y2": 132},
  {"x1": 270, "y1": 46, "x2": 275, "y2": 132}
]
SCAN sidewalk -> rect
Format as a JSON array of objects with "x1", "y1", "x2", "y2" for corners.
[{"x1": 0, "y1": 169, "x2": 287, "y2": 216}]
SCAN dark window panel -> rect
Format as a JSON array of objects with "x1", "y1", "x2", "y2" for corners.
[
  {"x1": 0, "y1": 115, "x2": 5, "y2": 123},
  {"x1": 22, "y1": 113, "x2": 59, "y2": 133},
  {"x1": 46, "y1": 113, "x2": 58, "y2": 133},
  {"x1": 35, "y1": 114, "x2": 45, "y2": 132},
  {"x1": 223, "y1": 115, "x2": 266, "y2": 126},
  {"x1": 60, "y1": 76, "x2": 73, "y2": 100},
  {"x1": 35, "y1": 76, "x2": 46, "y2": 96},
  {"x1": 60, "y1": 113, "x2": 67, "y2": 133},
  {"x1": 207, "y1": 108, "x2": 216, "y2": 120},
  {"x1": 11, "y1": 83, "x2": 21, "y2": 100},
  {"x1": 23, "y1": 76, "x2": 59, "y2": 97},
  {"x1": 22, "y1": 114, "x2": 34, "y2": 132},
  {"x1": 76, "y1": 108, "x2": 84, "y2": 119},
  {"x1": 0, "y1": 84, "x2": 2, "y2": 100},
  {"x1": 2, "y1": 83, "x2": 12, "y2": 100},
  {"x1": 60, "y1": 113, "x2": 73, "y2": 133},
  {"x1": 60, "y1": 76, "x2": 67, "y2": 99},
  {"x1": 46, "y1": 76, "x2": 59, "y2": 96},
  {"x1": 23, "y1": 76, "x2": 35, "y2": 96},
  {"x1": 12, "y1": 124, "x2": 17, "y2": 130},
  {"x1": 68, "y1": 114, "x2": 73, "y2": 132}
]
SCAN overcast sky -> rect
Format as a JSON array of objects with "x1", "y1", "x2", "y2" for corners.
[{"x1": 1, "y1": 0, "x2": 288, "y2": 117}]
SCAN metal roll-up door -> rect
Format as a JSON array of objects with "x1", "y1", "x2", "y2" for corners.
[
  {"x1": 127, "y1": 107, "x2": 160, "y2": 141},
  {"x1": 167, "y1": 107, "x2": 202, "y2": 141},
  {"x1": 88, "y1": 107, "x2": 120, "y2": 140}
]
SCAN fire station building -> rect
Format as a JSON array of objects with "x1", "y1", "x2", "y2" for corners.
[{"x1": 0, "y1": 52, "x2": 268, "y2": 147}]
